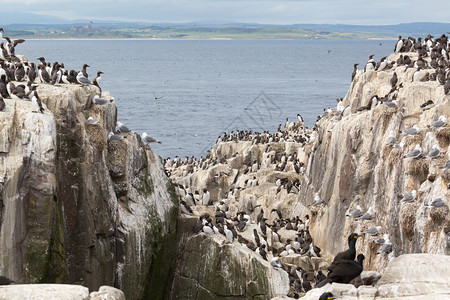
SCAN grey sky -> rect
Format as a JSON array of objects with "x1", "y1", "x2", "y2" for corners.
[{"x1": 1, "y1": 0, "x2": 449, "y2": 25}]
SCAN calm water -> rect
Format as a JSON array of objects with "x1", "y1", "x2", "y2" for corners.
[{"x1": 19, "y1": 39, "x2": 393, "y2": 158}]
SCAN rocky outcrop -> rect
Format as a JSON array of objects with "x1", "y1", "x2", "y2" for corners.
[
  {"x1": 167, "y1": 43, "x2": 449, "y2": 298},
  {"x1": 0, "y1": 284, "x2": 125, "y2": 300},
  {"x1": 0, "y1": 61, "x2": 178, "y2": 299},
  {"x1": 299, "y1": 254, "x2": 450, "y2": 300},
  {"x1": 170, "y1": 233, "x2": 289, "y2": 299}
]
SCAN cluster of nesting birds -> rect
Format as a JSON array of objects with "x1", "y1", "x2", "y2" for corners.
[
  {"x1": 181, "y1": 191, "x2": 328, "y2": 297},
  {"x1": 165, "y1": 115, "x2": 310, "y2": 177},
  {"x1": 166, "y1": 34, "x2": 450, "y2": 299},
  {"x1": 0, "y1": 28, "x2": 160, "y2": 146}
]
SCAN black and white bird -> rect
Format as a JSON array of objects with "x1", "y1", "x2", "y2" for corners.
[
  {"x1": 93, "y1": 71, "x2": 103, "y2": 93},
  {"x1": 31, "y1": 92, "x2": 44, "y2": 113},
  {"x1": 270, "y1": 257, "x2": 284, "y2": 269}
]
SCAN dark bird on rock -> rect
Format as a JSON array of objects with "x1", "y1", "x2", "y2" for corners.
[
  {"x1": 351, "y1": 63, "x2": 358, "y2": 82},
  {"x1": 390, "y1": 72, "x2": 398, "y2": 88},
  {"x1": 316, "y1": 254, "x2": 365, "y2": 287},
  {"x1": 319, "y1": 292, "x2": 335, "y2": 300},
  {"x1": 302, "y1": 273, "x2": 312, "y2": 292},
  {"x1": 333, "y1": 233, "x2": 360, "y2": 262}
]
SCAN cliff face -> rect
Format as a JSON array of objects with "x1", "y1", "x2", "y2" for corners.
[
  {"x1": 0, "y1": 69, "x2": 178, "y2": 299},
  {"x1": 167, "y1": 49, "x2": 449, "y2": 298},
  {"x1": 295, "y1": 52, "x2": 449, "y2": 270}
]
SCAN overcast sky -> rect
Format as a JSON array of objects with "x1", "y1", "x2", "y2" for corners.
[{"x1": 1, "y1": 0, "x2": 449, "y2": 25}]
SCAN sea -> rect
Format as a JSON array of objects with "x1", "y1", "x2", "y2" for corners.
[{"x1": 19, "y1": 39, "x2": 394, "y2": 158}]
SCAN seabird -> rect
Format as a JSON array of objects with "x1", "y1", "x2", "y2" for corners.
[
  {"x1": 81, "y1": 63, "x2": 89, "y2": 78},
  {"x1": 153, "y1": 92, "x2": 163, "y2": 100},
  {"x1": 377, "y1": 236, "x2": 392, "y2": 254},
  {"x1": 301, "y1": 273, "x2": 312, "y2": 292},
  {"x1": 93, "y1": 71, "x2": 103, "y2": 93},
  {"x1": 426, "y1": 144, "x2": 440, "y2": 158},
  {"x1": 142, "y1": 133, "x2": 161, "y2": 144},
  {"x1": 374, "y1": 233, "x2": 388, "y2": 245},
  {"x1": 402, "y1": 124, "x2": 420, "y2": 135},
  {"x1": 383, "y1": 100, "x2": 398, "y2": 108},
  {"x1": 394, "y1": 36, "x2": 404, "y2": 52},
  {"x1": 86, "y1": 117, "x2": 98, "y2": 125},
  {"x1": 311, "y1": 192, "x2": 324, "y2": 206},
  {"x1": 108, "y1": 132, "x2": 124, "y2": 140},
  {"x1": 116, "y1": 121, "x2": 131, "y2": 133},
  {"x1": 297, "y1": 113, "x2": 304, "y2": 123},
  {"x1": 426, "y1": 198, "x2": 445, "y2": 208},
  {"x1": 400, "y1": 190, "x2": 417, "y2": 202},
  {"x1": 429, "y1": 116, "x2": 446, "y2": 128},
  {"x1": 363, "y1": 226, "x2": 382, "y2": 236},
  {"x1": 316, "y1": 254, "x2": 365, "y2": 287},
  {"x1": 404, "y1": 144, "x2": 422, "y2": 159},
  {"x1": 346, "y1": 205, "x2": 363, "y2": 218},
  {"x1": 270, "y1": 257, "x2": 284, "y2": 269},
  {"x1": 351, "y1": 63, "x2": 358, "y2": 82},
  {"x1": 390, "y1": 72, "x2": 398, "y2": 88},
  {"x1": 180, "y1": 200, "x2": 193, "y2": 214},
  {"x1": 420, "y1": 100, "x2": 434, "y2": 110},
  {"x1": 386, "y1": 133, "x2": 397, "y2": 146},
  {"x1": 333, "y1": 233, "x2": 360, "y2": 262},
  {"x1": 202, "y1": 188, "x2": 210, "y2": 205},
  {"x1": 224, "y1": 225, "x2": 233, "y2": 243},
  {"x1": 92, "y1": 95, "x2": 111, "y2": 105},
  {"x1": 441, "y1": 161, "x2": 450, "y2": 170},
  {"x1": 319, "y1": 292, "x2": 335, "y2": 300},
  {"x1": 76, "y1": 71, "x2": 93, "y2": 85},
  {"x1": 31, "y1": 93, "x2": 44, "y2": 113},
  {"x1": 357, "y1": 207, "x2": 373, "y2": 221}
]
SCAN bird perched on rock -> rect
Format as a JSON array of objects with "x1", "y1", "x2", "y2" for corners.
[
  {"x1": 377, "y1": 235, "x2": 392, "y2": 254},
  {"x1": 319, "y1": 292, "x2": 335, "y2": 300},
  {"x1": 363, "y1": 226, "x2": 382, "y2": 236},
  {"x1": 357, "y1": 207, "x2": 373, "y2": 221},
  {"x1": 426, "y1": 144, "x2": 440, "y2": 158},
  {"x1": 92, "y1": 95, "x2": 111, "y2": 105},
  {"x1": 429, "y1": 116, "x2": 446, "y2": 128},
  {"x1": 404, "y1": 144, "x2": 422, "y2": 159},
  {"x1": 441, "y1": 161, "x2": 450, "y2": 170},
  {"x1": 346, "y1": 205, "x2": 363, "y2": 218},
  {"x1": 116, "y1": 121, "x2": 131, "y2": 133},
  {"x1": 180, "y1": 200, "x2": 193, "y2": 214},
  {"x1": 142, "y1": 132, "x2": 161, "y2": 144},
  {"x1": 311, "y1": 192, "x2": 324, "y2": 206},
  {"x1": 270, "y1": 257, "x2": 284, "y2": 269},
  {"x1": 426, "y1": 198, "x2": 445, "y2": 208},
  {"x1": 86, "y1": 117, "x2": 98, "y2": 125},
  {"x1": 333, "y1": 233, "x2": 361, "y2": 262},
  {"x1": 316, "y1": 254, "x2": 365, "y2": 287},
  {"x1": 402, "y1": 124, "x2": 420, "y2": 135},
  {"x1": 400, "y1": 190, "x2": 416, "y2": 202}
]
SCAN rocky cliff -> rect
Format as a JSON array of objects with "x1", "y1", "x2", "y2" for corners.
[
  {"x1": 0, "y1": 58, "x2": 178, "y2": 299},
  {"x1": 166, "y1": 37, "x2": 449, "y2": 298}
]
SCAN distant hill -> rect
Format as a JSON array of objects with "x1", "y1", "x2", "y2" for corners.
[{"x1": 0, "y1": 13, "x2": 448, "y2": 39}]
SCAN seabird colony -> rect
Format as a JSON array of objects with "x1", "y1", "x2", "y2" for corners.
[
  {"x1": 165, "y1": 33, "x2": 449, "y2": 297},
  {"x1": 0, "y1": 28, "x2": 160, "y2": 144}
]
